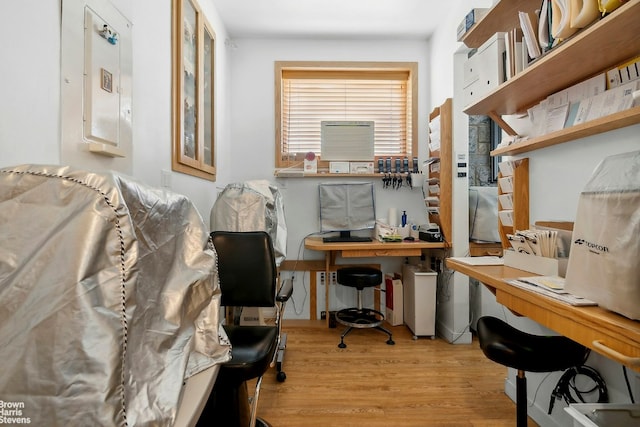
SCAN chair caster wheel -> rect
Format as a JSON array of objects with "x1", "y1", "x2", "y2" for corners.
[
  {"x1": 338, "y1": 342, "x2": 347, "y2": 348},
  {"x1": 256, "y1": 417, "x2": 272, "y2": 427},
  {"x1": 386, "y1": 339, "x2": 395, "y2": 345},
  {"x1": 276, "y1": 371, "x2": 286, "y2": 382}
]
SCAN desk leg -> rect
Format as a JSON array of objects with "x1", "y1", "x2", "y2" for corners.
[
  {"x1": 325, "y1": 252, "x2": 331, "y2": 328},
  {"x1": 309, "y1": 273, "x2": 317, "y2": 321}
]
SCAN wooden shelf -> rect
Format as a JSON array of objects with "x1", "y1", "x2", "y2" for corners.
[
  {"x1": 460, "y1": 0, "x2": 538, "y2": 49},
  {"x1": 273, "y1": 171, "x2": 422, "y2": 179},
  {"x1": 463, "y1": 0, "x2": 640, "y2": 116},
  {"x1": 491, "y1": 106, "x2": 640, "y2": 156},
  {"x1": 427, "y1": 98, "x2": 453, "y2": 244},
  {"x1": 497, "y1": 158, "x2": 529, "y2": 249}
]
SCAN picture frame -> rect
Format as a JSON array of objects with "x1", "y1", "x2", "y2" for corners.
[
  {"x1": 101, "y1": 68, "x2": 112, "y2": 93},
  {"x1": 171, "y1": 0, "x2": 216, "y2": 181}
]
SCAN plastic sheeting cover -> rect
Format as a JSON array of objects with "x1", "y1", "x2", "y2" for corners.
[
  {"x1": 0, "y1": 165, "x2": 231, "y2": 426},
  {"x1": 210, "y1": 180, "x2": 287, "y2": 266}
]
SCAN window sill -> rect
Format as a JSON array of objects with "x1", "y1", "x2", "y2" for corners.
[
  {"x1": 274, "y1": 169, "x2": 420, "y2": 178},
  {"x1": 275, "y1": 169, "x2": 377, "y2": 178}
]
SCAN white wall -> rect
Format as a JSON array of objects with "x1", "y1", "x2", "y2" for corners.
[
  {"x1": 226, "y1": 38, "x2": 433, "y2": 318},
  {"x1": 0, "y1": 0, "x2": 229, "y2": 220},
  {"x1": 427, "y1": 0, "x2": 494, "y2": 344},
  {"x1": 0, "y1": 0, "x2": 62, "y2": 165}
]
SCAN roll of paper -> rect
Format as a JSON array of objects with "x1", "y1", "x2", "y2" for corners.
[{"x1": 388, "y1": 208, "x2": 398, "y2": 226}]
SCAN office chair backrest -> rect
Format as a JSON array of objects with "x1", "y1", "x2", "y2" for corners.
[{"x1": 212, "y1": 231, "x2": 277, "y2": 308}]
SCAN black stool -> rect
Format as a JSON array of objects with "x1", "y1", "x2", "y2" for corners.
[
  {"x1": 476, "y1": 316, "x2": 589, "y2": 427},
  {"x1": 335, "y1": 267, "x2": 395, "y2": 348}
]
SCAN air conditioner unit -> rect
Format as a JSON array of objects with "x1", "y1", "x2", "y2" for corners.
[{"x1": 320, "y1": 121, "x2": 374, "y2": 161}]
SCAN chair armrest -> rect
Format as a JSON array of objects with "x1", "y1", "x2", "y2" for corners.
[{"x1": 276, "y1": 278, "x2": 293, "y2": 302}]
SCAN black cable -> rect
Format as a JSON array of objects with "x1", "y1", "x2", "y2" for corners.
[
  {"x1": 548, "y1": 365, "x2": 608, "y2": 414},
  {"x1": 623, "y1": 365, "x2": 636, "y2": 404}
]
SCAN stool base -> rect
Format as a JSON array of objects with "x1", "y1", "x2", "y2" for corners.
[{"x1": 335, "y1": 307, "x2": 394, "y2": 348}]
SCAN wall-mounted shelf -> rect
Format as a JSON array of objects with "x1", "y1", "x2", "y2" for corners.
[
  {"x1": 497, "y1": 158, "x2": 529, "y2": 249},
  {"x1": 460, "y1": 0, "x2": 538, "y2": 49},
  {"x1": 491, "y1": 106, "x2": 640, "y2": 157},
  {"x1": 274, "y1": 170, "x2": 421, "y2": 180},
  {"x1": 463, "y1": 0, "x2": 640, "y2": 117},
  {"x1": 426, "y1": 98, "x2": 453, "y2": 244}
]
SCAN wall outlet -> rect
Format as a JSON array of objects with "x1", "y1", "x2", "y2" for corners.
[
  {"x1": 318, "y1": 271, "x2": 337, "y2": 286},
  {"x1": 160, "y1": 169, "x2": 172, "y2": 189}
]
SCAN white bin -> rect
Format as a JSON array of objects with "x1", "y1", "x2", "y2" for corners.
[
  {"x1": 402, "y1": 264, "x2": 437, "y2": 338},
  {"x1": 565, "y1": 403, "x2": 640, "y2": 427}
]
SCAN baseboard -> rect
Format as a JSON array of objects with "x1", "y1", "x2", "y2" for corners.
[{"x1": 435, "y1": 320, "x2": 472, "y2": 344}]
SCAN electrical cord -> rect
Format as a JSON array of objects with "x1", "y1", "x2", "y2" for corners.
[
  {"x1": 548, "y1": 364, "x2": 608, "y2": 414},
  {"x1": 623, "y1": 365, "x2": 636, "y2": 403},
  {"x1": 287, "y1": 232, "x2": 318, "y2": 316}
]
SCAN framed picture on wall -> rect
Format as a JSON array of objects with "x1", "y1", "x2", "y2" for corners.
[{"x1": 171, "y1": 0, "x2": 216, "y2": 181}]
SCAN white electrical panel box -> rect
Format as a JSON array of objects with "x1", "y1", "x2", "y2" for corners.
[{"x1": 61, "y1": 0, "x2": 132, "y2": 163}]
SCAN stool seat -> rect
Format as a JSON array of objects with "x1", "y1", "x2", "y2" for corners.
[
  {"x1": 476, "y1": 316, "x2": 588, "y2": 427},
  {"x1": 337, "y1": 266, "x2": 382, "y2": 290},
  {"x1": 477, "y1": 316, "x2": 588, "y2": 372}
]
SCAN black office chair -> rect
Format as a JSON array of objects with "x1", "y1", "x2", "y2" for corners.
[
  {"x1": 197, "y1": 231, "x2": 293, "y2": 427},
  {"x1": 476, "y1": 316, "x2": 589, "y2": 427}
]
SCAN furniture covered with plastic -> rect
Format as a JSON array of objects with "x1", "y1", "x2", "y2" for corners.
[
  {"x1": 0, "y1": 164, "x2": 230, "y2": 426},
  {"x1": 210, "y1": 180, "x2": 290, "y2": 381}
]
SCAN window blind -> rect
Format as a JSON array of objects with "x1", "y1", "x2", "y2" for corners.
[{"x1": 280, "y1": 70, "x2": 412, "y2": 162}]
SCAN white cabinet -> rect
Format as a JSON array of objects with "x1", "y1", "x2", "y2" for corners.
[
  {"x1": 462, "y1": 32, "x2": 505, "y2": 106},
  {"x1": 402, "y1": 264, "x2": 437, "y2": 338}
]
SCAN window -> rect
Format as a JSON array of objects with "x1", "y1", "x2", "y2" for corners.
[
  {"x1": 275, "y1": 61, "x2": 418, "y2": 171},
  {"x1": 171, "y1": 0, "x2": 216, "y2": 181}
]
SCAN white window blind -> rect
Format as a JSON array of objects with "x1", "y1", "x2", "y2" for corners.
[{"x1": 280, "y1": 69, "x2": 412, "y2": 165}]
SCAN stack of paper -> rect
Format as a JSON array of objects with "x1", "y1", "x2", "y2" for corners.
[
  {"x1": 508, "y1": 276, "x2": 597, "y2": 306},
  {"x1": 507, "y1": 229, "x2": 558, "y2": 258}
]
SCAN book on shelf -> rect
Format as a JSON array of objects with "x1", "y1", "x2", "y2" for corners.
[{"x1": 519, "y1": 10, "x2": 542, "y2": 59}]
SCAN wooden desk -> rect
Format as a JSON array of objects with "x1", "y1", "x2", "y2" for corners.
[
  {"x1": 446, "y1": 258, "x2": 640, "y2": 372},
  {"x1": 305, "y1": 237, "x2": 446, "y2": 327}
]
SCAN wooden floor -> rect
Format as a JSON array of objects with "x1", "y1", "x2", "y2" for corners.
[{"x1": 253, "y1": 320, "x2": 538, "y2": 427}]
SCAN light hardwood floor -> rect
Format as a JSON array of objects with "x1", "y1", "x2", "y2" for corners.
[{"x1": 253, "y1": 320, "x2": 538, "y2": 426}]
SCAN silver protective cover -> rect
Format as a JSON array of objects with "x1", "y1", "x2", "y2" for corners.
[
  {"x1": 210, "y1": 180, "x2": 287, "y2": 266},
  {"x1": 0, "y1": 165, "x2": 230, "y2": 426}
]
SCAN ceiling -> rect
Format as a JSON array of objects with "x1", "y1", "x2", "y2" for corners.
[{"x1": 212, "y1": 0, "x2": 455, "y2": 40}]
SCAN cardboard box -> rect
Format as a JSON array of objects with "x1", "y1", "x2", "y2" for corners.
[
  {"x1": 239, "y1": 306, "x2": 265, "y2": 326},
  {"x1": 329, "y1": 161, "x2": 350, "y2": 173},
  {"x1": 504, "y1": 250, "x2": 568, "y2": 277},
  {"x1": 349, "y1": 161, "x2": 374, "y2": 174},
  {"x1": 384, "y1": 274, "x2": 403, "y2": 326},
  {"x1": 457, "y1": 8, "x2": 489, "y2": 41}
]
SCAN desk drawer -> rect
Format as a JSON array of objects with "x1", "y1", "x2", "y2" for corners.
[
  {"x1": 469, "y1": 242, "x2": 503, "y2": 257},
  {"x1": 341, "y1": 248, "x2": 423, "y2": 258}
]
